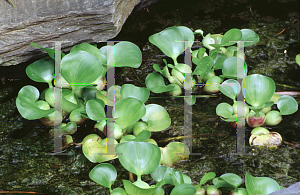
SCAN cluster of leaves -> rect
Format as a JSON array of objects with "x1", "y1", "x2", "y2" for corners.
[
  {"x1": 193, "y1": 171, "x2": 284, "y2": 195},
  {"x1": 89, "y1": 131, "x2": 193, "y2": 195}
]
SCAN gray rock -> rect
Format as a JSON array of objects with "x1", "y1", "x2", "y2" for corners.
[
  {"x1": 0, "y1": 0, "x2": 142, "y2": 66},
  {"x1": 269, "y1": 182, "x2": 300, "y2": 195}
]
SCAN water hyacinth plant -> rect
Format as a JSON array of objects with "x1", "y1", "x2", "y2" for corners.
[{"x1": 146, "y1": 26, "x2": 258, "y2": 105}]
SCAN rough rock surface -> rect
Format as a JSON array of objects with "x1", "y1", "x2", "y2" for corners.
[
  {"x1": 0, "y1": 0, "x2": 143, "y2": 66},
  {"x1": 269, "y1": 182, "x2": 300, "y2": 195}
]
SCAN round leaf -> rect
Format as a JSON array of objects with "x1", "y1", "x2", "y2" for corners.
[
  {"x1": 241, "y1": 29, "x2": 259, "y2": 47},
  {"x1": 120, "y1": 84, "x2": 150, "y2": 103},
  {"x1": 142, "y1": 104, "x2": 171, "y2": 132},
  {"x1": 86, "y1": 99, "x2": 106, "y2": 121},
  {"x1": 145, "y1": 73, "x2": 176, "y2": 93},
  {"x1": 70, "y1": 43, "x2": 106, "y2": 65},
  {"x1": 18, "y1": 85, "x2": 40, "y2": 102},
  {"x1": 114, "y1": 41, "x2": 142, "y2": 68},
  {"x1": 160, "y1": 142, "x2": 189, "y2": 167},
  {"x1": 26, "y1": 58, "x2": 54, "y2": 83},
  {"x1": 216, "y1": 103, "x2": 234, "y2": 118},
  {"x1": 221, "y1": 29, "x2": 242, "y2": 46},
  {"x1": 245, "y1": 172, "x2": 280, "y2": 195},
  {"x1": 82, "y1": 138, "x2": 118, "y2": 163},
  {"x1": 199, "y1": 172, "x2": 216, "y2": 186},
  {"x1": 222, "y1": 57, "x2": 247, "y2": 79},
  {"x1": 89, "y1": 163, "x2": 117, "y2": 189},
  {"x1": 116, "y1": 141, "x2": 161, "y2": 176},
  {"x1": 61, "y1": 51, "x2": 103, "y2": 89},
  {"x1": 170, "y1": 184, "x2": 196, "y2": 195},
  {"x1": 243, "y1": 74, "x2": 275, "y2": 107},
  {"x1": 219, "y1": 79, "x2": 241, "y2": 100},
  {"x1": 149, "y1": 26, "x2": 194, "y2": 60},
  {"x1": 123, "y1": 180, "x2": 156, "y2": 195},
  {"x1": 114, "y1": 97, "x2": 146, "y2": 129},
  {"x1": 277, "y1": 95, "x2": 298, "y2": 115},
  {"x1": 192, "y1": 56, "x2": 214, "y2": 75},
  {"x1": 220, "y1": 173, "x2": 242, "y2": 188}
]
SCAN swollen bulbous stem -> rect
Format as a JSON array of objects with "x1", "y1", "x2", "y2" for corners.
[{"x1": 172, "y1": 57, "x2": 178, "y2": 65}]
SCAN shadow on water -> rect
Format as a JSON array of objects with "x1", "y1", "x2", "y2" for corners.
[{"x1": 0, "y1": 0, "x2": 299, "y2": 194}]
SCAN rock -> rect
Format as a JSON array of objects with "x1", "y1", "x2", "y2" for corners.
[
  {"x1": 269, "y1": 182, "x2": 300, "y2": 195},
  {"x1": 0, "y1": 0, "x2": 143, "y2": 66}
]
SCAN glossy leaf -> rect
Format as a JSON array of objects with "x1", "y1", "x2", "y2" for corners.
[
  {"x1": 114, "y1": 97, "x2": 146, "y2": 129},
  {"x1": 199, "y1": 172, "x2": 216, "y2": 186},
  {"x1": 213, "y1": 53, "x2": 227, "y2": 70},
  {"x1": 222, "y1": 57, "x2": 247, "y2": 79},
  {"x1": 81, "y1": 86, "x2": 97, "y2": 102},
  {"x1": 160, "y1": 142, "x2": 189, "y2": 167},
  {"x1": 216, "y1": 103, "x2": 234, "y2": 118},
  {"x1": 120, "y1": 84, "x2": 150, "y2": 103},
  {"x1": 26, "y1": 58, "x2": 54, "y2": 84},
  {"x1": 170, "y1": 184, "x2": 196, "y2": 195},
  {"x1": 240, "y1": 29, "x2": 259, "y2": 47},
  {"x1": 89, "y1": 163, "x2": 117, "y2": 189},
  {"x1": 145, "y1": 73, "x2": 176, "y2": 93},
  {"x1": 123, "y1": 130, "x2": 151, "y2": 142},
  {"x1": 114, "y1": 41, "x2": 142, "y2": 68},
  {"x1": 151, "y1": 165, "x2": 168, "y2": 183},
  {"x1": 61, "y1": 51, "x2": 103, "y2": 89},
  {"x1": 86, "y1": 99, "x2": 106, "y2": 121},
  {"x1": 153, "y1": 63, "x2": 171, "y2": 78},
  {"x1": 16, "y1": 86, "x2": 54, "y2": 120},
  {"x1": 82, "y1": 138, "x2": 118, "y2": 163},
  {"x1": 220, "y1": 173, "x2": 242, "y2": 188},
  {"x1": 123, "y1": 180, "x2": 156, "y2": 195},
  {"x1": 219, "y1": 79, "x2": 241, "y2": 100},
  {"x1": 296, "y1": 54, "x2": 300, "y2": 66},
  {"x1": 61, "y1": 89, "x2": 80, "y2": 113},
  {"x1": 70, "y1": 43, "x2": 106, "y2": 65},
  {"x1": 243, "y1": 74, "x2": 276, "y2": 107},
  {"x1": 277, "y1": 95, "x2": 298, "y2": 115},
  {"x1": 220, "y1": 29, "x2": 242, "y2": 46},
  {"x1": 115, "y1": 141, "x2": 161, "y2": 176},
  {"x1": 213, "y1": 177, "x2": 235, "y2": 189},
  {"x1": 193, "y1": 56, "x2": 214, "y2": 75},
  {"x1": 149, "y1": 26, "x2": 194, "y2": 60},
  {"x1": 111, "y1": 188, "x2": 127, "y2": 195},
  {"x1": 142, "y1": 104, "x2": 171, "y2": 132},
  {"x1": 245, "y1": 172, "x2": 280, "y2": 195}
]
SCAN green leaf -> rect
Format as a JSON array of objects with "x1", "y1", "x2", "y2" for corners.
[
  {"x1": 89, "y1": 163, "x2": 117, "y2": 189},
  {"x1": 192, "y1": 56, "x2": 214, "y2": 75},
  {"x1": 243, "y1": 74, "x2": 276, "y2": 107},
  {"x1": 111, "y1": 188, "x2": 128, "y2": 195},
  {"x1": 81, "y1": 86, "x2": 97, "y2": 102},
  {"x1": 82, "y1": 138, "x2": 118, "y2": 163},
  {"x1": 170, "y1": 184, "x2": 196, "y2": 195},
  {"x1": 160, "y1": 142, "x2": 189, "y2": 167},
  {"x1": 120, "y1": 84, "x2": 150, "y2": 103},
  {"x1": 240, "y1": 29, "x2": 259, "y2": 47},
  {"x1": 61, "y1": 51, "x2": 103, "y2": 89},
  {"x1": 245, "y1": 172, "x2": 280, "y2": 195},
  {"x1": 123, "y1": 180, "x2": 156, "y2": 195},
  {"x1": 123, "y1": 130, "x2": 151, "y2": 142},
  {"x1": 296, "y1": 54, "x2": 300, "y2": 66},
  {"x1": 220, "y1": 29, "x2": 242, "y2": 46},
  {"x1": 16, "y1": 86, "x2": 54, "y2": 120},
  {"x1": 220, "y1": 173, "x2": 242, "y2": 188},
  {"x1": 145, "y1": 73, "x2": 176, "y2": 93},
  {"x1": 212, "y1": 177, "x2": 235, "y2": 189},
  {"x1": 199, "y1": 172, "x2": 216, "y2": 186},
  {"x1": 222, "y1": 57, "x2": 247, "y2": 79},
  {"x1": 30, "y1": 42, "x2": 65, "y2": 59},
  {"x1": 149, "y1": 26, "x2": 194, "y2": 60},
  {"x1": 70, "y1": 43, "x2": 106, "y2": 65},
  {"x1": 86, "y1": 99, "x2": 106, "y2": 121},
  {"x1": 116, "y1": 141, "x2": 161, "y2": 176},
  {"x1": 151, "y1": 165, "x2": 169, "y2": 183},
  {"x1": 216, "y1": 103, "x2": 234, "y2": 118},
  {"x1": 219, "y1": 79, "x2": 241, "y2": 100},
  {"x1": 114, "y1": 41, "x2": 142, "y2": 68},
  {"x1": 26, "y1": 58, "x2": 54, "y2": 84},
  {"x1": 114, "y1": 97, "x2": 146, "y2": 129},
  {"x1": 277, "y1": 95, "x2": 298, "y2": 115},
  {"x1": 142, "y1": 104, "x2": 171, "y2": 132},
  {"x1": 213, "y1": 53, "x2": 227, "y2": 70}
]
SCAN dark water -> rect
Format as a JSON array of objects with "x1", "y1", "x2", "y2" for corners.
[{"x1": 0, "y1": 0, "x2": 299, "y2": 194}]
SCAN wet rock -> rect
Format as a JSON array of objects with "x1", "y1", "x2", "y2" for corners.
[
  {"x1": 269, "y1": 182, "x2": 300, "y2": 195},
  {"x1": 0, "y1": 0, "x2": 144, "y2": 66}
]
